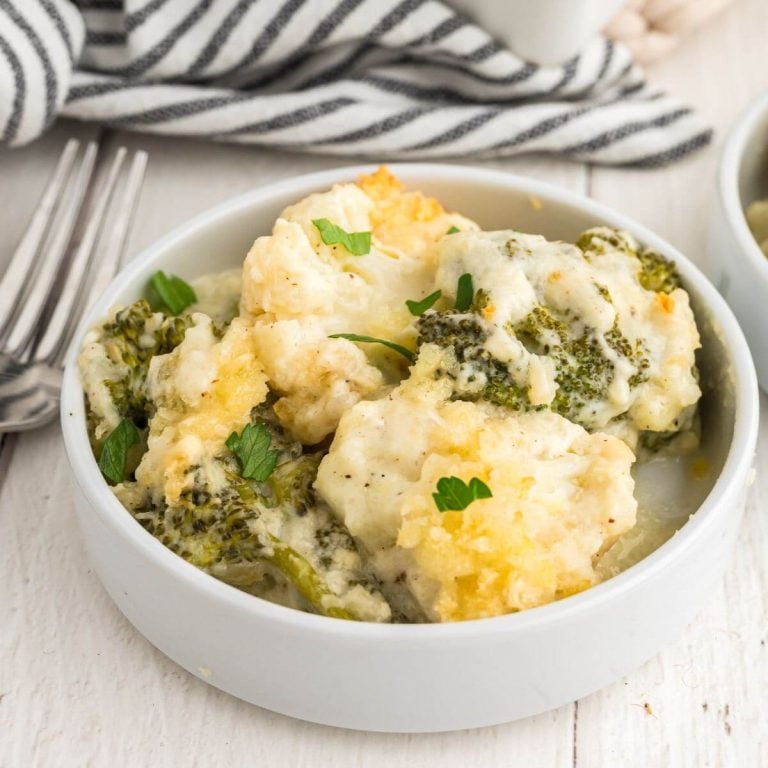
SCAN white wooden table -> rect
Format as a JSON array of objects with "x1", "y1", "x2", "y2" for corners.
[{"x1": 2, "y1": 2, "x2": 767, "y2": 765}]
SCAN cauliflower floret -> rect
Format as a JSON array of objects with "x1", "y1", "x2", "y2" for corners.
[
  {"x1": 421, "y1": 228, "x2": 701, "y2": 448},
  {"x1": 239, "y1": 167, "x2": 477, "y2": 441},
  {"x1": 358, "y1": 165, "x2": 475, "y2": 261},
  {"x1": 136, "y1": 315, "x2": 269, "y2": 504},
  {"x1": 240, "y1": 216, "x2": 360, "y2": 323},
  {"x1": 240, "y1": 177, "x2": 474, "y2": 339},
  {"x1": 316, "y1": 346, "x2": 637, "y2": 622},
  {"x1": 251, "y1": 319, "x2": 383, "y2": 445}
]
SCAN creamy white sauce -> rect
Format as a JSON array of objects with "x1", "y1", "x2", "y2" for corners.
[{"x1": 597, "y1": 449, "x2": 715, "y2": 579}]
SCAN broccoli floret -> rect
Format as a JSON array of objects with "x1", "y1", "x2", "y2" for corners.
[
  {"x1": 266, "y1": 452, "x2": 321, "y2": 514},
  {"x1": 549, "y1": 333, "x2": 614, "y2": 418},
  {"x1": 415, "y1": 226, "x2": 697, "y2": 448},
  {"x1": 577, "y1": 227, "x2": 637, "y2": 257},
  {"x1": 417, "y1": 300, "x2": 650, "y2": 429},
  {"x1": 135, "y1": 474, "x2": 363, "y2": 618},
  {"x1": 481, "y1": 372, "x2": 529, "y2": 410},
  {"x1": 417, "y1": 310, "x2": 530, "y2": 410},
  {"x1": 100, "y1": 299, "x2": 193, "y2": 426},
  {"x1": 636, "y1": 248, "x2": 681, "y2": 293},
  {"x1": 638, "y1": 429, "x2": 679, "y2": 453},
  {"x1": 129, "y1": 402, "x2": 387, "y2": 621},
  {"x1": 417, "y1": 310, "x2": 488, "y2": 353},
  {"x1": 514, "y1": 305, "x2": 568, "y2": 350},
  {"x1": 132, "y1": 460, "x2": 379, "y2": 620},
  {"x1": 513, "y1": 310, "x2": 648, "y2": 421},
  {"x1": 247, "y1": 397, "x2": 323, "y2": 515},
  {"x1": 313, "y1": 516, "x2": 359, "y2": 570},
  {"x1": 579, "y1": 227, "x2": 681, "y2": 294}
]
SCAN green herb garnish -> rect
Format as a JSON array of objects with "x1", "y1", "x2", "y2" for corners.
[
  {"x1": 446, "y1": 226, "x2": 460, "y2": 235},
  {"x1": 149, "y1": 270, "x2": 197, "y2": 315},
  {"x1": 454, "y1": 273, "x2": 474, "y2": 312},
  {"x1": 98, "y1": 418, "x2": 141, "y2": 485},
  {"x1": 226, "y1": 423, "x2": 279, "y2": 482},
  {"x1": 312, "y1": 218, "x2": 371, "y2": 256},
  {"x1": 405, "y1": 289, "x2": 442, "y2": 316},
  {"x1": 329, "y1": 333, "x2": 414, "y2": 362},
  {"x1": 432, "y1": 476, "x2": 492, "y2": 512}
]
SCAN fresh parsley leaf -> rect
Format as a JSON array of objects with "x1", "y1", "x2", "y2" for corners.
[
  {"x1": 99, "y1": 418, "x2": 141, "y2": 485},
  {"x1": 312, "y1": 218, "x2": 371, "y2": 256},
  {"x1": 405, "y1": 289, "x2": 442, "y2": 316},
  {"x1": 454, "y1": 273, "x2": 474, "y2": 312},
  {"x1": 329, "y1": 333, "x2": 415, "y2": 362},
  {"x1": 226, "y1": 423, "x2": 279, "y2": 482},
  {"x1": 432, "y1": 476, "x2": 492, "y2": 512},
  {"x1": 149, "y1": 270, "x2": 197, "y2": 315},
  {"x1": 446, "y1": 226, "x2": 460, "y2": 235}
]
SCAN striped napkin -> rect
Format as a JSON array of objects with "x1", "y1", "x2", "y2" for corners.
[{"x1": 0, "y1": 0, "x2": 712, "y2": 166}]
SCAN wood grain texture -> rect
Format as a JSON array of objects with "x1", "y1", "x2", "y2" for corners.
[{"x1": 1, "y1": 1, "x2": 767, "y2": 763}]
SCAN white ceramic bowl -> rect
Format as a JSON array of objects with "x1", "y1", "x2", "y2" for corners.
[
  {"x1": 61, "y1": 165, "x2": 758, "y2": 733},
  {"x1": 709, "y1": 88, "x2": 768, "y2": 392}
]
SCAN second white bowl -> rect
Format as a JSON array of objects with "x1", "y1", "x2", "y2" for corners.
[{"x1": 709, "y1": 88, "x2": 768, "y2": 391}]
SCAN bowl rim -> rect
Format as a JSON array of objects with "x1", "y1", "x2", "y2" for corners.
[
  {"x1": 719, "y1": 86, "x2": 768, "y2": 279},
  {"x1": 61, "y1": 162, "x2": 759, "y2": 640}
]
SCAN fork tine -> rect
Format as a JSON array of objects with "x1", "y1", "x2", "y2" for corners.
[
  {"x1": 34, "y1": 148, "x2": 129, "y2": 364},
  {"x1": 1, "y1": 141, "x2": 99, "y2": 358},
  {"x1": 84, "y1": 149, "x2": 148, "y2": 307},
  {"x1": 0, "y1": 139, "x2": 79, "y2": 333}
]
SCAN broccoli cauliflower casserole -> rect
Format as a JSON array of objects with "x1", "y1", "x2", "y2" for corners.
[{"x1": 79, "y1": 167, "x2": 704, "y2": 623}]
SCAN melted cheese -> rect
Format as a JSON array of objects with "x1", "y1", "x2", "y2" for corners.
[
  {"x1": 316, "y1": 346, "x2": 637, "y2": 622},
  {"x1": 239, "y1": 167, "x2": 477, "y2": 441},
  {"x1": 136, "y1": 315, "x2": 268, "y2": 504},
  {"x1": 250, "y1": 319, "x2": 383, "y2": 445},
  {"x1": 435, "y1": 230, "x2": 701, "y2": 444}
]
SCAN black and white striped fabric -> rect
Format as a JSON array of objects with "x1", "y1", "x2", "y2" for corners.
[{"x1": 0, "y1": 0, "x2": 712, "y2": 166}]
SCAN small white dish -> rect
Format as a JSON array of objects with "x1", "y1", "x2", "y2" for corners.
[
  {"x1": 709, "y1": 88, "x2": 768, "y2": 391},
  {"x1": 61, "y1": 165, "x2": 758, "y2": 733}
]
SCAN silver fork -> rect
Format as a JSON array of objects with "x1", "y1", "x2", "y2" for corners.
[{"x1": 0, "y1": 139, "x2": 147, "y2": 432}]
